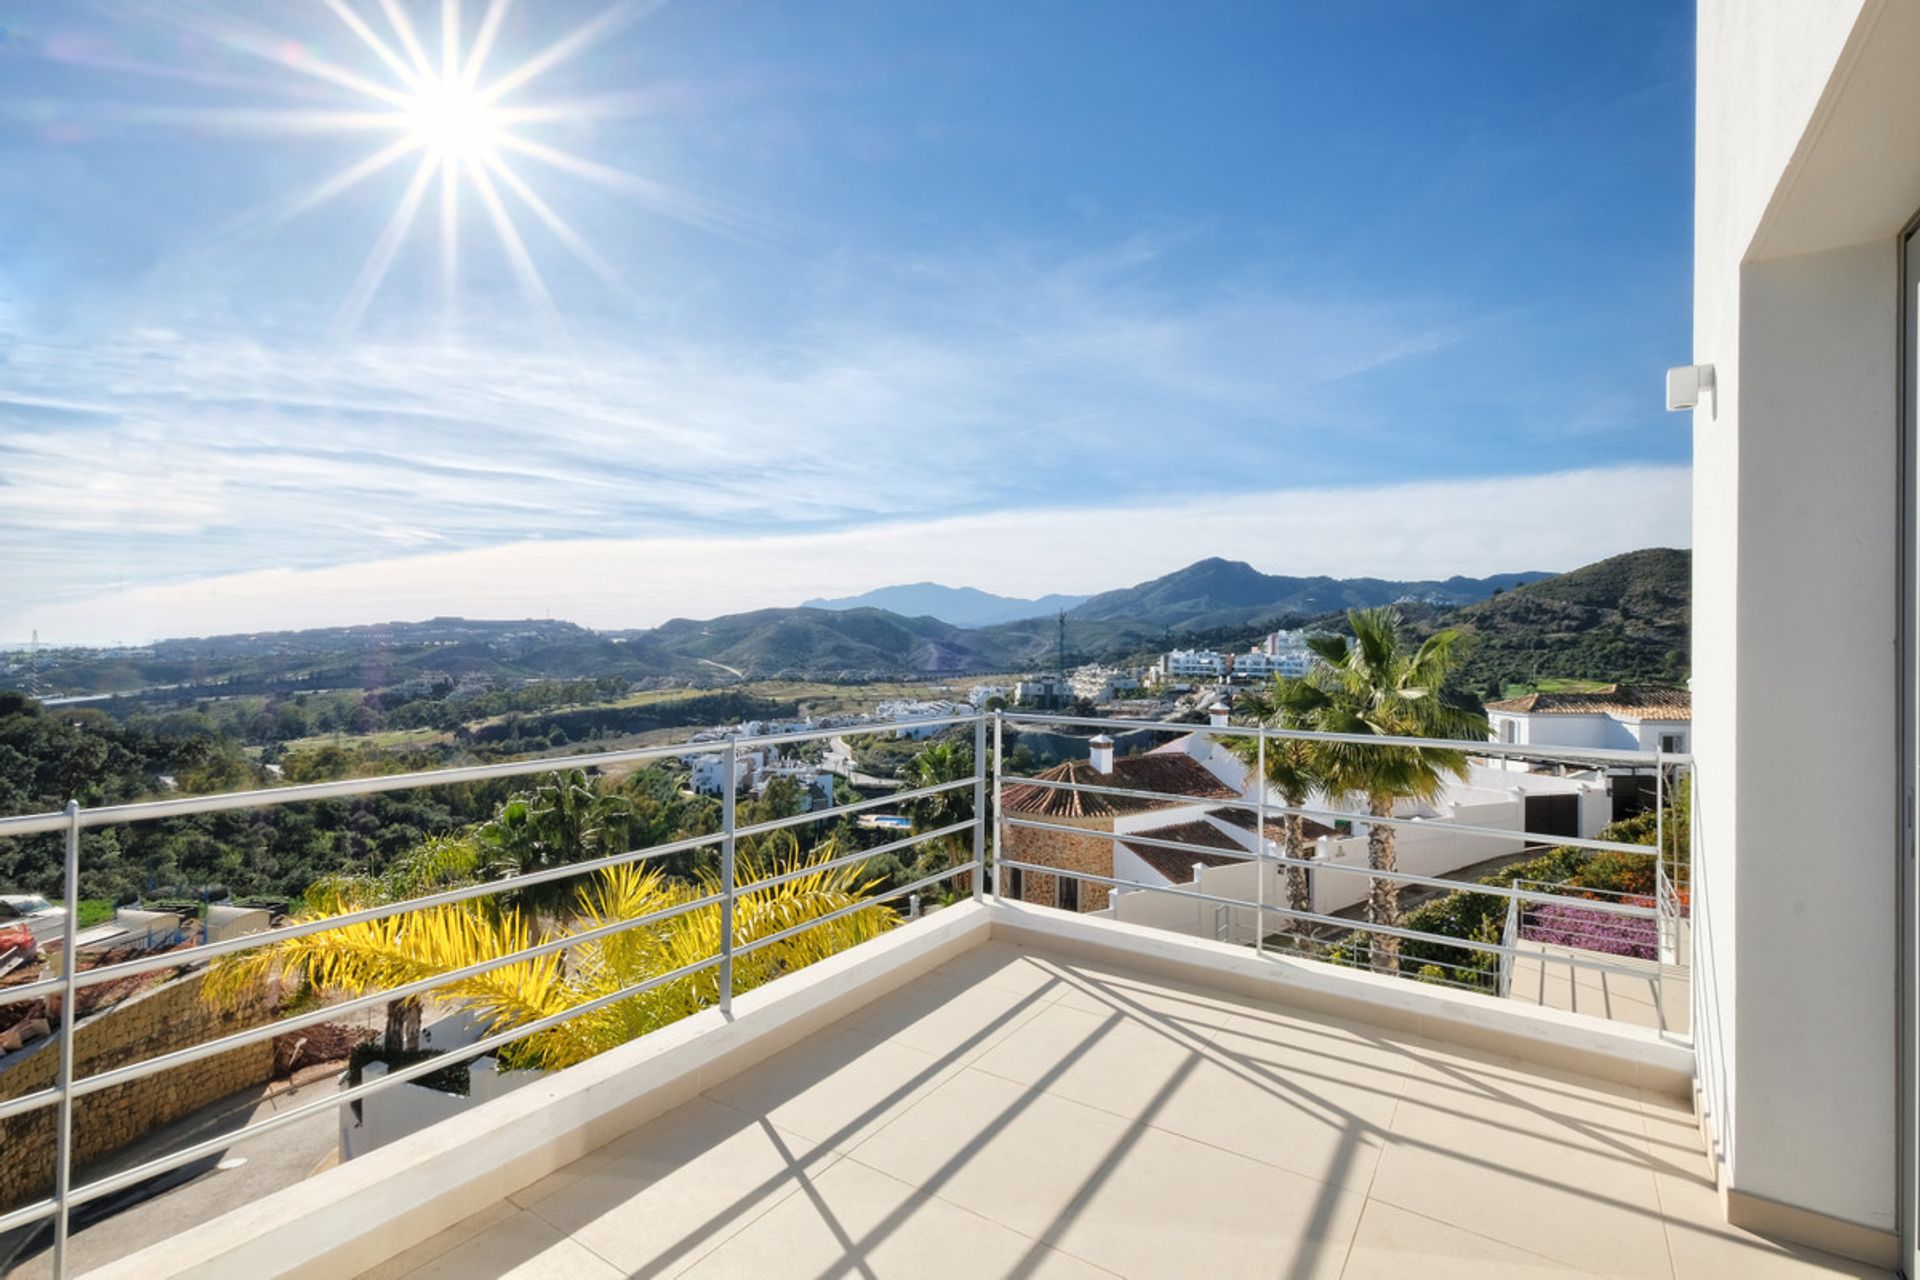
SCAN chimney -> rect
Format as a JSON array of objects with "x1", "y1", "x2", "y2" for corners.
[
  {"x1": 1208, "y1": 703, "x2": 1230, "y2": 729},
  {"x1": 1088, "y1": 734, "x2": 1115, "y2": 774}
]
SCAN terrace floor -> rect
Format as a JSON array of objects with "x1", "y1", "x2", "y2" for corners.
[{"x1": 360, "y1": 942, "x2": 1884, "y2": 1280}]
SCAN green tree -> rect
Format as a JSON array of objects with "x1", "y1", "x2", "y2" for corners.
[
  {"x1": 474, "y1": 770, "x2": 635, "y2": 913},
  {"x1": 1229, "y1": 681, "x2": 1330, "y2": 932},
  {"x1": 1289, "y1": 608, "x2": 1485, "y2": 974},
  {"x1": 901, "y1": 740, "x2": 977, "y2": 893}
]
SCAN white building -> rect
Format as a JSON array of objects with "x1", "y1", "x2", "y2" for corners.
[
  {"x1": 1012, "y1": 674, "x2": 1067, "y2": 705},
  {"x1": 1157, "y1": 648, "x2": 1226, "y2": 679},
  {"x1": 1685, "y1": 4, "x2": 1915, "y2": 1263},
  {"x1": 1068, "y1": 664, "x2": 1139, "y2": 702},
  {"x1": 966, "y1": 684, "x2": 1007, "y2": 707},
  {"x1": 1486, "y1": 685, "x2": 1691, "y2": 756}
]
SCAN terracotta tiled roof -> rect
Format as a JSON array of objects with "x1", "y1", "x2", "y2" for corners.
[
  {"x1": 1119, "y1": 820, "x2": 1247, "y2": 882},
  {"x1": 1000, "y1": 753, "x2": 1239, "y2": 818},
  {"x1": 1483, "y1": 684, "x2": 1690, "y2": 721},
  {"x1": 1207, "y1": 807, "x2": 1340, "y2": 845}
]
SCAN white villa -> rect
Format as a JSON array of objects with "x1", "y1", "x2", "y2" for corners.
[{"x1": 1487, "y1": 684, "x2": 1691, "y2": 755}]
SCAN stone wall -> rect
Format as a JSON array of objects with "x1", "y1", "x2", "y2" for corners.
[
  {"x1": 0, "y1": 969, "x2": 275, "y2": 1212},
  {"x1": 1003, "y1": 814, "x2": 1115, "y2": 912}
]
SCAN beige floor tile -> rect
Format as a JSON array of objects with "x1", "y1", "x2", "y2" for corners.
[
  {"x1": 677, "y1": 1156, "x2": 1118, "y2": 1279},
  {"x1": 701, "y1": 1022, "x2": 957, "y2": 1152},
  {"x1": 1637, "y1": 1090, "x2": 1716, "y2": 1183},
  {"x1": 358, "y1": 1200, "x2": 521, "y2": 1280},
  {"x1": 1653, "y1": 1165, "x2": 1889, "y2": 1278},
  {"x1": 930, "y1": 942, "x2": 1077, "y2": 1000},
  {"x1": 1340, "y1": 1199, "x2": 1584, "y2": 1277},
  {"x1": 375, "y1": 1208, "x2": 623, "y2": 1280},
  {"x1": 838, "y1": 968, "x2": 1059, "y2": 1065},
  {"x1": 968, "y1": 999, "x2": 1222, "y2": 1119},
  {"x1": 1046, "y1": 960, "x2": 1261, "y2": 1026},
  {"x1": 1145, "y1": 1047, "x2": 1396, "y2": 1193},
  {"x1": 1043, "y1": 1121, "x2": 1366, "y2": 1280},
  {"x1": 1371, "y1": 1055, "x2": 1673, "y2": 1278},
  {"x1": 846, "y1": 1066, "x2": 1140, "y2": 1241},
  {"x1": 512, "y1": 1096, "x2": 836, "y2": 1277}
]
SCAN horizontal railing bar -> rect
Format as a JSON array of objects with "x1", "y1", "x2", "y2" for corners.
[
  {"x1": 63, "y1": 947, "x2": 732, "y2": 1210},
  {"x1": 730, "y1": 775, "x2": 976, "y2": 842},
  {"x1": 0, "y1": 713, "x2": 994, "y2": 839},
  {"x1": 0, "y1": 741, "x2": 728, "y2": 839},
  {"x1": 1000, "y1": 859, "x2": 1670, "y2": 983},
  {"x1": 1002, "y1": 815, "x2": 1657, "y2": 919},
  {"x1": 736, "y1": 820, "x2": 975, "y2": 897},
  {"x1": 60, "y1": 887, "x2": 732, "y2": 1107},
  {"x1": 0, "y1": 1084, "x2": 59, "y2": 1124},
  {"x1": 730, "y1": 712, "x2": 980, "y2": 750},
  {"x1": 0, "y1": 1194, "x2": 55, "y2": 1236},
  {"x1": 0, "y1": 974, "x2": 65, "y2": 1011},
  {"x1": 1000, "y1": 710, "x2": 1692, "y2": 768},
  {"x1": 999, "y1": 772, "x2": 1657, "y2": 857},
  {"x1": 65, "y1": 830, "x2": 723, "y2": 993},
  {"x1": 731, "y1": 863, "x2": 977, "y2": 961}
]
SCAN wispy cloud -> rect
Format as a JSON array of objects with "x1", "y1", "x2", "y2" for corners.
[
  {"x1": 0, "y1": 240, "x2": 1485, "y2": 626},
  {"x1": 7, "y1": 464, "x2": 1690, "y2": 644}
]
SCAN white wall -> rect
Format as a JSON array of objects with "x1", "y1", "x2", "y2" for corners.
[
  {"x1": 1310, "y1": 802, "x2": 1527, "y2": 916},
  {"x1": 1695, "y1": 0, "x2": 1908, "y2": 1255},
  {"x1": 339, "y1": 1056, "x2": 545, "y2": 1161}
]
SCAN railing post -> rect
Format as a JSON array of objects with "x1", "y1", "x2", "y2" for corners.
[
  {"x1": 1654, "y1": 751, "x2": 1671, "y2": 964},
  {"x1": 990, "y1": 711, "x2": 1004, "y2": 900},
  {"x1": 719, "y1": 738, "x2": 736, "y2": 1017},
  {"x1": 1254, "y1": 727, "x2": 1267, "y2": 956},
  {"x1": 52, "y1": 799, "x2": 80, "y2": 1280},
  {"x1": 972, "y1": 712, "x2": 987, "y2": 903}
]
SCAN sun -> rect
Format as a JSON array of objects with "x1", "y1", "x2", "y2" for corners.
[
  {"x1": 405, "y1": 78, "x2": 502, "y2": 162},
  {"x1": 171, "y1": 0, "x2": 759, "y2": 333}
]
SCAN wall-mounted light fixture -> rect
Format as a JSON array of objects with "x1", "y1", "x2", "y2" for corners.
[{"x1": 1666, "y1": 363, "x2": 1716, "y2": 413}]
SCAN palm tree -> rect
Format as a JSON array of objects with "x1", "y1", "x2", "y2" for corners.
[
  {"x1": 205, "y1": 844, "x2": 896, "y2": 1071},
  {"x1": 475, "y1": 770, "x2": 635, "y2": 914},
  {"x1": 1228, "y1": 684, "x2": 1327, "y2": 937},
  {"x1": 901, "y1": 740, "x2": 976, "y2": 891},
  {"x1": 1291, "y1": 608, "x2": 1485, "y2": 975},
  {"x1": 297, "y1": 833, "x2": 486, "y2": 1052}
]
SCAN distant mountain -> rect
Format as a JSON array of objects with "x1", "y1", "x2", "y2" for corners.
[
  {"x1": 800, "y1": 583, "x2": 1090, "y2": 628},
  {"x1": 1067, "y1": 558, "x2": 1552, "y2": 631},
  {"x1": 1445, "y1": 548, "x2": 1691, "y2": 693},
  {"x1": 5, "y1": 554, "x2": 1682, "y2": 695},
  {"x1": 648, "y1": 607, "x2": 1027, "y2": 679}
]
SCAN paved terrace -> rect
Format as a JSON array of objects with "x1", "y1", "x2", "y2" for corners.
[{"x1": 359, "y1": 941, "x2": 1878, "y2": 1280}]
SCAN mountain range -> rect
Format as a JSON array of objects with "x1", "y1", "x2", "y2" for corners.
[
  {"x1": 6, "y1": 551, "x2": 1687, "y2": 693},
  {"x1": 800, "y1": 583, "x2": 1089, "y2": 626}
]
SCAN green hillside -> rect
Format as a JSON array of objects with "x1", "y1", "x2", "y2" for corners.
[{"x1": 1444, "y1": 548, "x2": 1690, "y2": 696}]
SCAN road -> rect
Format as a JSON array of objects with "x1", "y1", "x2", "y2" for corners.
[
  {"x1": 824, "y1": 736, "x2": 905, "y2": 790},
  {"x1": 0, "y1": 1066, "x2": 343, "y2": 1278}
]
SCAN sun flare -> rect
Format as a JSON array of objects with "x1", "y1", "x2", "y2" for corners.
[{"x1": 169, "y1": 0, "x2": 755, "y2": 333}]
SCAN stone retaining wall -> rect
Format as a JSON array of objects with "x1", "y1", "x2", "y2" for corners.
[{"x1": 0, "y1": 969, "x2": 275, "y2": 1212}]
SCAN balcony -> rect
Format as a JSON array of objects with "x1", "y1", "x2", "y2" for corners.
[{"x1": 0, "y1": 713, "x2": 1883, "y2": 1277}]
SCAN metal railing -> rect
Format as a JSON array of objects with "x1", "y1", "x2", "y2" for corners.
[
  {"x1": 0, "y1": 705, "x2": 1692, "y2": 1276},
  {"x1": 992, "y1": 709, "x2": 1691, "y2": 1011},
  {"x1": 0, "y1": 716, "x2": 985, "y2": 1276}
]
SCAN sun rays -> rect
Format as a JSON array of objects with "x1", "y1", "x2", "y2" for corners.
[{"x1": 156, "y1": 0, "x2": 752, "y2": 334}]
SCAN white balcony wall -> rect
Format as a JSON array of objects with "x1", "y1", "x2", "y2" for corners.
[
  {"x1": 1310, "y1": 801, "x2": 1526, "y2": 916},
  {"x1": 339, "y1": 1057, "x2": 545, "y2": 1161},
  {"x1": 1694, "y1": 0, "x2": 1920, "y2": 1260}
]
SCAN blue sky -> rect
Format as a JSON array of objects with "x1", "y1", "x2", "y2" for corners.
[{"x1": 0, "y1": 1, "x2": 1693, "y2": 643}]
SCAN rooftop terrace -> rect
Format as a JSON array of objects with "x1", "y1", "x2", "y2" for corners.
[{"x1": 68, "y1": 899, "x2": 1870, "y2": 1280}]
